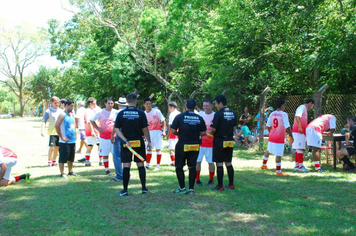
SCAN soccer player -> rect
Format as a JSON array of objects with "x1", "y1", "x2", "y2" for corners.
[
  {"x1": 196, "y1": 99, "x2": 215, "y2": 186},
  {"x1": 79, "y1": 97, "x2": 102, "y2": 166},
  {"x1": 306, "y1": 114, "x2": 336, "y2": 173},
  {"x1": 210, "y1": 95, "x2": 237, "y2": 190},
  {"x1": 167, "y1": 102, "x2": 180, "y2": 166},
  {"x1": 171, "y1": 98, "x2": 206, "y2": 194},
  {"x1": 143, "y1": 98, "x2": 166, "y2": 171},
  {"x1": 75, "y1": 101, "x2": 87, "y2": 153},
  {"x1": 0, "y1": 146, "x2": 30, "y2": 187},
  {"x1": 292, "y1": 99, "x2": 315, "y2": 172},
  {"x1": 261, "y1": 99, "x2": 293, "y2": 176},
  {"x1": 115, "y1": 94, "x2": 151, "y2": 196},
  {"x1": 55, "y1": 100, "x2": 77, "y2": 178},
  {"x1": 41, "y1": 96, "x2": 62, "y2": 167},
  {"x1": 110, "y1": 97, "x2": 128, "y2": 181},
  {"x1": 91, "y1": 97, "x2": 117, "y2": 175}
]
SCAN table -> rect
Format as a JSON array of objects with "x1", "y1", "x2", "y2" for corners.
[{"x1": 322, "y1": 134, "x2": 345, "y2": 169}]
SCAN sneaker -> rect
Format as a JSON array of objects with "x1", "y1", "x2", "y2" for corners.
[
  {"x1": 196, "y1": 180, "x2": 203, "y2": 186},
  {"x1": 154, "y1": 166, "x2": 160, "y2": 171},
  {"x1": 78, "y1": 157, "x2": 86, "y2": 163},
  {"x1": 294, "y1": 166, "x2": 299, "y2": 171},
  {"x1": 52, "y1": 163, "x2": 58, "y2": 167},
  {"x1": 105, "y1": 170, "x2": 111, "y2": 176},
  {"x1": 25, "y1": 173, "x2": 31, "y2": 184},
  {"x1": 118, "y1": 190, "x2": 128, "y2": 196},
  {"x1": 110, "y1": 177, "x2": 122, "y2": 182},
  {"x1": 211, "y1": 185, "x2": 225, "y2": 191},
  {"x1": 260, "y1": 165, "x2": 269, "y2": 170},
  {"x1": 276, "y1": 172, "x2": 288, "y2": 176},
  {"x1": 207, "y1": 180, "x2": 214, "y2": 186},
  {"x1": 343, "y1": 164, "x2": 350, "y2": 171},
  {"x1": 145, "y1": 166, "x2": 150, "y2": 170},
  {"x1": 68, "y1": 172, "x2": 79, "y2": 176},
  {"x1": 348, "y1": 168, "x2": 356, "y2": 173},
  {"x1": 99, "y1": 161, "x2": 103, "y2": 166},
  {"x1": 225, "y1": 184, "x2": 235, "y2": 189},
  {"x1": 173, "y1": 187, "x2": 187, "y2": 194},
  {"x1": 60, "y1": 173, "x2": 68, "y2": 178},
  {"x1": 142, "y1": 188, "x2": 150, "y2": 194},
  {"x1": 315, "y1": 168, "x2": 325, "y2": 173},
  {"x1": 171, "y1": 162, "x2": 175, "y2": 166},
  {"x1": 186, "y1": 189, "x2": 194, "y2": 195},
  {"x1": 85, "y1": 163, "x2": 91, "y2": 167},
  {"x1": 47, "y1": 164, "x2": 52, "y2": 167},
  {"x1": 299, "y1": 166, "x2": 309, "y2": 173}
]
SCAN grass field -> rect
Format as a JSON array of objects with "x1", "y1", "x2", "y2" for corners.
[{"x1": 1, "y1": 118, "x2": 355, "y2": 236}]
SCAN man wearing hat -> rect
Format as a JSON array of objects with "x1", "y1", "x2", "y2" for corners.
[
  {"x1": 167, "y1": 102, "x2": 180, "y2": 166},
  {"x1": 255, "y1": 106, "x2": 274, "y2": 133},
  {"x1": 75, "y1": 101, "x2": 87, "y2": 153},
  {"x1": 110, "y1": 97, "x2": 128, "y2": 181}
]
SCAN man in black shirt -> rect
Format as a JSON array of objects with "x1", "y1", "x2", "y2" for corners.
[
  {"x1": 114, "y1": 94, "x2": 152, "y2": 196},
  {"x1": 171, "y1": 98, "x2": 206, "y2": 194},
  {"x1": 210, "y1": 94, "x2": 237, "y2": 191}
]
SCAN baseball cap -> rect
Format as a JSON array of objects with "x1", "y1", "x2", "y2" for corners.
[
  {"x1": 168, "y1": 102, "x2": 177, "y2": 108},
  {"x1": 267, "y1": 106, "x2": 274, "y2": 111},
  {"x1": 115, "y1": 97, "x2": 128, "y2": 106}
]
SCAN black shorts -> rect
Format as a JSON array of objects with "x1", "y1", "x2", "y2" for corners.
[
  {"x1": 59, "y1": 143, "x2": 76, "y2": 163},
  {"x1": 121, "y1": 139, "x2": 146, "y2": 163},
  {"x1": 175, "y1": 142, "x2": 199, "y2": 168},
  {"x1": 346, "y1": 147, "x2": 356, "y2": 156},
  {"x1": 213, "y1": 138, "x2": 234, "y2": 163},
  {"x1": 49, "y1": 135, "x2": 60, "y2": 147}
]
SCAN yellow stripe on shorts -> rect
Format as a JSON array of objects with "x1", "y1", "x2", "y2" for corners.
[
  {"x1": 124, "y1": 140, "x2": 141, "y2": 148},
  {"x1": 184, "y1": 144, "x2": 200, "y2": 152},
  {"x1": 223, "y1": 141, "x2": 234, "y2": 148}
]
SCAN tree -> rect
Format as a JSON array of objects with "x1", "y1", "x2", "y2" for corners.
[{"x1": 0, "y1": 23, "x2": 47, "y2": 116}]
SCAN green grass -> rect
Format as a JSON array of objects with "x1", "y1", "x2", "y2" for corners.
[{"x1": 0, "y1": 118, "x2": 355, "y2": 235}]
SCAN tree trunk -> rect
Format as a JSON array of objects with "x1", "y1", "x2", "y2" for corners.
[{"x1": 259, "y1": 87, "x2": 270, "y2": 151}]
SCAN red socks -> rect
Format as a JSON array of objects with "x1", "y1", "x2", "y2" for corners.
[
  {"x1": 196, "y1": 170, "x2": 201, "y2": 181},
  {"x1": 146, "y1": 152, "x2": 152, "y2": 164},
  {"x1": 209, "y1": 171, "x2": 214, "y2": 181},
  {"x1": 157, "y1": 152, "x2": 162, "y2": 165}
]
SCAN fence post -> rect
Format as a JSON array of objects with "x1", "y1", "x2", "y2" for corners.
[
  {"x1": 259, "y1": 86, "x2": 271, "y2": 151},
  {"x1": 313, "y1": 84, "x2": 328, "y2": 118}
]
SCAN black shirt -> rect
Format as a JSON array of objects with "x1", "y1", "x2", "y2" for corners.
[
  {"x1": 211, "y1": 107, "x2": 237, "y2": 139},
  {"x1": 171, "y1": 111, "x2": 206, "y2": 144},
  {"x1": 115, "y1": 106, "x2": 148, "y2": 140}
]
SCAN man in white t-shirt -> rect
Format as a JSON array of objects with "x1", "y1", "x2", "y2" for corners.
[
  {"x1": 75, "y1": 101, "x2": 87, "y2": 153},
  {"x1": 91, "y1": 98, "x2": 117, "y2": 175},
  {"x1": 261, "y1": 99, "x2": 293, "y2": 176},
  {"x1": 0, "y1": 146, "x2": 30, "y2": 187},
  {"x1": 167, "y1": 102, "x2": 180, "y2": 166},
  {"x1": 196, "y1": 99, "x2": 215, "y2": 186},
  {"x1": 292, "y1": 99, "x2": 315, "y2": 172},
  {"x1": 143, "y1": 98, "x2": 166, "y2": 171},
  {"x1": 306, "y1": 114, "x2": 336, "y2": 173}
]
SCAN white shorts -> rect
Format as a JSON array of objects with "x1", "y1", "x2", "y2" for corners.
[
  {"x1": 306, "y1": 127, "x2": 322, "y2": 148},
  {"x1": 0, "y1": 157, "x2": 17, "y2": 180},
  {"x1": 147, "y1": 130, "x2": 163, "y2": 150},
  {"x1": 267, "y1": 142, "x2": 285, "y2": 157},
  {"x1": 86, "y1": 136, "x2": 100, "y2": 146},
  {"x1": 197, "y1": 147, "x2": 213, "y2": 163},
  {"x1": 169, "y1": 138, "x2": 178, "y2": 150},
  {"x1": 99, "y1": 138, "x2": 113, "y2": 156},
  {"x1": 292, "y1": 133, "x2": 306, "y2": 150}
]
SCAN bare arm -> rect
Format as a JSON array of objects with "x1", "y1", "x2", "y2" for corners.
[
  {"x1": 286, "y1": 127, "x2": 294, "y2": 143},
  {"x1": 210, "y1": 127, "x2": 216, "y2": 135},
  {"x1": 171, "y1": 128, "x2": 179, "y2": 135},
  {"x1": 0, "y1": 163, "x2": 7, "y2": 180},
  {"x1": 143, "y1": 127, "x2": 151, "y2": 151},
  {"x1": 295, "y1": 116, "x2": 303, "y2": 134},
  {"x1": 200, "y1": 131, "x2": 206, "y2": 137},
  {"x1": 110, "y1": 127, "x2": 116, "y2": 144},
  {"x1": 55, "y1": 114, "x2": 68, "y2": 142},
  {"x1": 41, "y1": 121, "x2": 46, "y2": 137},
  {"x1": 161, "y1": 120, "x2": 167, "y2": 138},
  {"x1": 90, "y1": 121, "x2": 102, "y2": 133}
]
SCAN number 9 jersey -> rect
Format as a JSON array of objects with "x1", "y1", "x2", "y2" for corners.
[{"x1": 266, "y1": 110, "x2": 290, "y2": 144}]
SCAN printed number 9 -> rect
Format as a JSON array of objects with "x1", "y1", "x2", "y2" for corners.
[{"x1": 273, "y1": 118, "x2": 278, "y2": 128}]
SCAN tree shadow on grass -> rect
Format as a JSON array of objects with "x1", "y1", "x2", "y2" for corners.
[{"x1": 1, "y1": 165, "x2": 355, "y2": 235}]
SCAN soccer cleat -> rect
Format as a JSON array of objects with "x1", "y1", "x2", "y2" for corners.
[
  {"x1": 52, "y1": 163, "x2": 58, "y2": 167},
  {"x1": 85, "y1": 163, "x2": 91, "y2": 167},
  {"x1": 68, "y1": 172, "x2": 79, "y2": 176},
  {"x1": 195, "y1": 180, "x2": 203, "y2": 186},
  {"x1": 47, "y1": 164, "x2": 52, "y2": 167},
  {"x1": 299, "y1": 166, "x2": 309, "y2": 173},
  {"x1": 211, "y1": 185, "x2": 225, "y2": 191},
  {"x1": 110, "y1": 177, "x2": 122, "y2": 182},
  {"x1": 145, "y1": 166, "x2": 150, "y2": 170},
  {"x1": 294, "y1": 167, "x2": 299, "y2": 171},
  {"x1": 118, "y1": 190, "x2": 129, "y2": 196},
  {"x1": 25, "y1": 173, "x2": 31, "y2": 184},
  {"x1": 60, "y1": 173, "x2": 68, "y2": 178},
  {"x1": 315, "y1": 168, "x2": 325, "y2": 173},
  {"x1": 348, "y1": 168, "x2": 356, "y2": 173},
  {"x1": 99, "y1": 161, "x2": 103, "y2": 166},
  {"x1": 207, "y1": 180, "x2": 214, "y2": 186},
  {"x1": 142, "y1": 188, "x2": 150, "y2": 194},
  {"x1": 343, "y1": 164, "x2": 350, "y2": 171},
  {"x1": 186, "y1": 189, "x2": 194, "y2": 195},
  {"x1": 225, "y1": 184, "x2": 235, "y2": 189},
  {"x1": 154, "y1": 166, "x2": 160, "y2": 171},
  {"x1": 276, "y1": 172, "x2": 287, "y2": 176},
  {"x1": 172, "y1": 187, "x2": 187, "y2": 194},
  {"x1": 260, "y1": 165, "x2": 269, "y2": 170},
  {"x1": 171, "y1": 162, "x2": 175, "y2": 166},
  {"x1": 78, "y1": 157, "x2": 86, "y2": 163},
  {"x1": 105, "y1": 170, "x2": 111, "y2": 176}
]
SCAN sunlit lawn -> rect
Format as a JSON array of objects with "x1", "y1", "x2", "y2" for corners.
[{"x1": 0, "y1": 118, "x2": 355, "y2": 235}]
